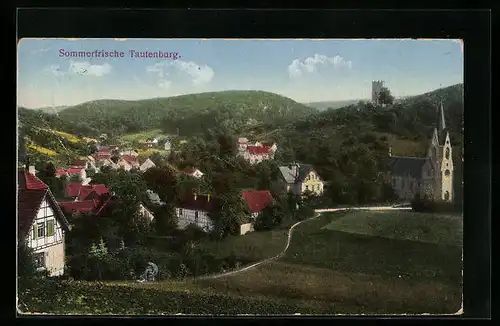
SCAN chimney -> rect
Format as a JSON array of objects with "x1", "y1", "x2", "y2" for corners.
[{"x1": 28, "y1": 166, "x2": 36, "y2": 176}]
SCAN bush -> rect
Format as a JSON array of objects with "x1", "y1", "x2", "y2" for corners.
[
  {"x1": 411, "y1": 194, "x2": 458, "y2": 213},
  {"x1": 295, "y1": 205, "x2": 315, "y2": 221}
]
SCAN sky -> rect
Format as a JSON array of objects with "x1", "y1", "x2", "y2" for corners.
[{"x1": 17, "y1": 38, "x2": 463, "y2": 108}]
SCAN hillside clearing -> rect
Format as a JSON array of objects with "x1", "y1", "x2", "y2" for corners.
[
  {"x1": 27, "y1": 143, "x2": 58, "y2": 156},
  {"x1": 119, "y1": 129, "x2": 169, "y2": 143}
]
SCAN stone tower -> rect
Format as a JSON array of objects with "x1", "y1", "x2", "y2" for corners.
[
  {"x1": 372, "y1": 80, "x2": 385, "y2": 105},
  {"x1": 427, "y1": 100, "x2": 453, "y2": 202}
]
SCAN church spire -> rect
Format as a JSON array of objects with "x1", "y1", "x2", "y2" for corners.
[{"x1": 436, "y1": 99, "x2": 446, "y2": 132}]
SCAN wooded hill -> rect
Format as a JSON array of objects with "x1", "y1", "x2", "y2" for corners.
[{"x1": 51, "y1": 90, "x2": 317, "y2": 136}]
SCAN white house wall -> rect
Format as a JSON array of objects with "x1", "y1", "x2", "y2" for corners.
[
  {"x1": 176, "y1": 208, "x2": 214, "y2": 232},
  {"x1": 239, "y1": 223, "x2": 254, "y2": 235},
  {"x1": 27, "y1": 198, "x2": 66, "y2": 277}
]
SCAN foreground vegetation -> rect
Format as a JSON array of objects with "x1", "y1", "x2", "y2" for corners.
[{"x1": 19, "y1": 209, "x2": 462, "y2": 315}]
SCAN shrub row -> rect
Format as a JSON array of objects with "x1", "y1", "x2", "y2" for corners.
[
  {"x1": 19, "y1": 279, "x2": 333, "y2": 315},
  {"x1": 411, "y1": 195, "x2": 461, "y2": 213}
]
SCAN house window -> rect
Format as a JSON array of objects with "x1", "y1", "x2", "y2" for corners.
[
  {"x1": 195, "y1": 211, "x2": 199, "y2": 224},
  {"x1": 305, "y1": 185, "x2": 309, "y2": 191},
  {"x1": 179, "y1": 209, "x2": 183, "y2": 216},
  {"x1": 47, "y1": 220, "x2": 55, "y2": 237},
  {"x1": 34, "y1": 252, "x2": 45, "y2": 268},
  {"x1": 37, "y1": 222, "x2": 46, "y2": 238},
  {"x1": 445, "y1": 169, "x2": 451, "y2": 177}
]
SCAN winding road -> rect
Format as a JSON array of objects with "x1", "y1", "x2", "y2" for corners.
[{"x1": 197, "y1": 206, "x2": 411, "y2": 280}]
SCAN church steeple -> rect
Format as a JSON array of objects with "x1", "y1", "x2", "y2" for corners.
[{"x1": 436, "y1": 100, "x2": 446, "y2": 133}]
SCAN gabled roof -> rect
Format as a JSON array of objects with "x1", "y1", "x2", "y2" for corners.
[
  {"x1": 247, "y1": 145, "x2": 272, "y2": 156},
  {"x1": 242, "y1": 190, "x2": 274, "y2": 213},
  {"x1": 120, "y1": 155, "x2": 137, "y2": 164},
  {"x1": 387, "y1": 156, "x2": 428, "y2": 179},
  {"x1": 177, "y1": 194, "x2": 218, "y2": 212},
  {"x1": 77, "y1": 184, "x2": 109, "y2": 201},
  {"x1": 95, "y1": 153, "x2": 112, "y2": 160},
  {"x1": 279, "y1": 163, "x2": 316, "y2": 184},
  {"x1": 18, "y1": 169, "x2": 70, "y2": 238},
  {"x1": 58, "y1": 200, "x2": 100, "y2": 213},
  {"x1": 56, "y1": 169, "x2": 68, "y2": 177},
  {"x1": 67, "y1": 167, "x2": 84, "y2": 175},
  {"x1": 66, "y1": 182, "x2": 83, "y2": 197}
]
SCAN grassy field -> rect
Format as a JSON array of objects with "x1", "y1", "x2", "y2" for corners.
[
  {"x1": 200, "y1": 228, "x2": 289, "y2": 263},
  {"x1": 200, "y1": 211, "x2": 463, "y2": 314},
  {"x1": 20, "y1": 210, "x2": 463, "y2": 315},
  {"x1": 27, "y1": 143, "x2": 58, "y2": 156},
  {"x1": 119, "y1": 129, "x2": 168, "y2": 143},
  {"x1": 322, "y1": 210, "x2": 463, "y2": 246}
]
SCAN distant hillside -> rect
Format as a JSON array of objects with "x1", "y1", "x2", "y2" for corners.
[
  {"x1": 27, "y1": 105, "x2": 69, "y2": 114},
  {"x1": 305, "y1": 99, "x2": 368, "y2": 111},
  {"x1": 56, "y1": 90, "x2": 317, "y2": 136}
]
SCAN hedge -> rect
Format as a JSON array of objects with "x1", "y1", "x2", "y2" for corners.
[{"x1": 18, "y1": 279, "x2": 335, "y2": 315}]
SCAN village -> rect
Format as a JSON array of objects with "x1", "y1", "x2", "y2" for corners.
[
  {"x1": 17, "y1": 38, "x2": 465, "y2": 315},
  {"x1": 18, "y1": 130, "x2": 333, "y2": 278}
]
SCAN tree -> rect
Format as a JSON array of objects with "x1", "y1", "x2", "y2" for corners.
[
  {"x1": 151, "y1": 203, "x2": 178, "y2": 235},
  {"x1": 209, "y1": 190, "x2": 250, "y2": 238},
  {"x1": 143, "y1": 167, "x2": 178, "y2": 203},
  {"x1": 378, "y1": 87, "x2": 395, "y2": 106},
  {"x1": 254, "y1": 202, "x2": 286, "y2": 231},
  {"x1": 88, "y1": 238, "x2": 110, "y2": 280}
]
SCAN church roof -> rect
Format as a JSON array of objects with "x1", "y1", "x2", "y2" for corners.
[{"x1": 387, "y1": 156, "x2": 428, "y2": 179}]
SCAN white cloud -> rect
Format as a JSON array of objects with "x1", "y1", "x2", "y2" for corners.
[
  {"x1": 145, "y1": 59, "x2": 215, "y2": 88},
  {"x1": 32, "y1": 47, "x2": 52, "y2": 55},
  {"x1": 68, "y1": 61, "x2": 112, "y2": 76},
  {"x1": 288, "y1": 54, "x2": 352, "y2": 79},
  {"x1": 157, "y1": 79, "x2": 172, "y2": 90},
  {"x1": 172, "y1": 60, "x2": 215, "y2": 85},
  {"x1": 44, "y1": 61, "x2": 112, "y2": 78}
]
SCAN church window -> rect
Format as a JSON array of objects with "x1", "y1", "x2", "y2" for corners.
[
  {"x1": 445, "y1": 169, "x2": 450, "y2": 177},
  {"x1": 445, "y1": 147, "x2": 450, "y2": 159}
]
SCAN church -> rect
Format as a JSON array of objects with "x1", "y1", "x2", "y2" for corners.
[{"x1": 387, "y1": 101, "x2": 454, "y2": 202}]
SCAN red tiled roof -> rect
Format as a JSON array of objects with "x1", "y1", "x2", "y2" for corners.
[
  {"x1": 18, "y1": 190, "x2": 46, "y2": 237},
  {"x1": 99, "y1": 147, "x2": 111, "y2": 153},
  {"x1": 95, "y1": 153, "x2": 112, "y2": 160},
  {"x1": 56, "y1": 169, "x2": 68, "y2": 176},
  {"x1": 58, "y1": 200, "x2": 99, "y2": 213},
  {"x1": 184, "y1": 168, "x2": 196, "y2": 174},
  {"x1": 65, "y1": 182, "x2": 83, "y2": 197},
  {"x1": 67, "y1": 167, "x2": 83, "y2": 175},
  {"x1": 77, "y1": 184, "x2": 109, "y2": 201},
  {"x1": 23, "y1": 171, "x2": 49, "y2": 190},
  {"x1": 120, "y1": 155, "x2": 137, "y2": 164},
  {"x1": 247, "y1": 145, "x2": 271, "y2": 156},
  {"x1": 18, "y1": 169, "x2": 70, "y2": 238},
  {"x1": 242, "y1": 190, "x2": 274, "y2": 213}
]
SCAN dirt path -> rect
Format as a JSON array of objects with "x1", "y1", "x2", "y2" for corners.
[{"x1": 197, "y1": 206, "x2": 410, "y2": 280}]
